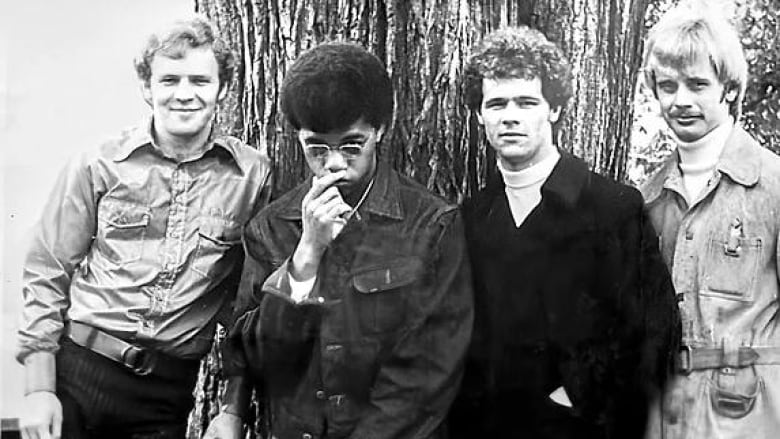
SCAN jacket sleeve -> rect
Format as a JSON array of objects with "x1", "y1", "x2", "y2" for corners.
[
  {"x1": 220, "y1": 214, "x2": 319, "y2": 419},
  {"x1": 599, "y1": 191, "x2": 681, "y2": 438},
  {"x1": 348, "y1": 209, "x2": 475, "y2": 439},
  {"x1": 17, "y1": 153, "x2": 99, "y2": 364},
  {"x1": 220, "y1": 217, "x2": 275, "y2": 418}
]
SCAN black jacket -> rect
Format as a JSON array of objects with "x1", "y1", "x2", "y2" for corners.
[
  {"x1": 449, "y1": 152, "x2": 680, "y2": 438},
  {"x1": 223, "y1": 162, "x2": 474, "y2": 439}
]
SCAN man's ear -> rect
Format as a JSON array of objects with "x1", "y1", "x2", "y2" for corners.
[
  {"x1": 377, "y1": 125, "x2": 387, "y2": 142},
  {"x1": 724, "y1": 87, "x2": 738, "y2": 103},
  {"x1": 141, "y1": 82, "x2": 153, "y2": 106},
  {"x1": 476, "y1": 109, "x2": 484, "y2": 125},
  {"x1": 548, "y1": 106, "x2": 562, "y2": 124}
]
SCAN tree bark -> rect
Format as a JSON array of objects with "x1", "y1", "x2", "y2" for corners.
[{"x1": 187, "y1": 0, "x2": 652, "y2": 437}]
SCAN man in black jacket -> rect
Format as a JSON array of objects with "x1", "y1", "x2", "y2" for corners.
[
  {"x1": 205, "y1": 42, "x2": 473, "y2": 439},
  {"x1": 449, "y1": 26, "x2": 680, "y2": 438}
]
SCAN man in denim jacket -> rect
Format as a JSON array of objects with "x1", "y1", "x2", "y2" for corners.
[
  {"x1": 642, "y1": 4, "x2": 780, "y2": 438},
  {"x1": 205, "y1": 42, "x2": 473, "y2": 439}
]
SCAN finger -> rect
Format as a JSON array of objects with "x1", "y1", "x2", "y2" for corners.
[
  {"x1": 324, "y1": 201, "x2": 352, "y2": 220},
  {"x1": 309, "y1": 171, "x2": 346, "y2": 200},
  {"x1": 305, "y1": 187, "x2": 343, "y2": 216},
  {"x1": 314, "y1": 198, "x2": 351, "y2": 222},
  {"x1": 52, "y1": 408, "x2": 62, "y2": 439},
  {"x1": 22, "y1": 424, "x2": 43, "y2": 439}
]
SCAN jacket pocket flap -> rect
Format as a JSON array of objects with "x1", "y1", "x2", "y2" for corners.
[{"x1": 352, "y1": 257, "x2": 424, "y2": 293}]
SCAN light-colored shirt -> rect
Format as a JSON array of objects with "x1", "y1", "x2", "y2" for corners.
[
  {"x1": 674, "y1": 121, "x2": 731, "y2": 203},
  {"x1": 498, "y1": 150, "x2": 560, "y2": 227},
  {"x1": 17, "y1": 120, "x2": 271, "y2": 361}
]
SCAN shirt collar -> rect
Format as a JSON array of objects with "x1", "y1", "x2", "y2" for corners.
[
  {"x1": 112, "y1": 117, "x2": 249, "y2": 175},
  {"x1": 278, "y1": 160, "x2": 404, "y2": 221},
  {"x1": 539, "y1": 151, "x2": 588, "y2": 210},
  {"x1": 642, "y1": 125, "x2": 760, "y2": 204},
  {"x1": 480, "y1": 149, "x2": 586, "y2": 211}
]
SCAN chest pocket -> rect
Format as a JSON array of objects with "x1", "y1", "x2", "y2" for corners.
[
  {"x1": 192, "y1": 216, "x2": 241, "y2": 279},
  {"x1": 96, "y1": 199, "x2": 150, "y2": 264},
  {"x1": 701, "y1": 234, "x2": 762, "y2": 302},
  {"x1": 350, "y1": 257, "x2": 425, "y2": 334}
]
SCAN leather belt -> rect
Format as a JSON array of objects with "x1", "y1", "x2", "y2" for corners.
[
  {"x1": 677, "y1": 345, "x2": 780, "y2": 373},
  {"x1": 66, "y1": 321, "x2": 199, "y2": 379}
]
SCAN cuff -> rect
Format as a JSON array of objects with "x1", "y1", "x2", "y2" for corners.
[
  {"x1": 289, "y1": 272, "x2": 317, "y2": 303},
  {"x1": 24, "y1": 351, "x2": 57, "y2": 395},
  {"x1": 222, "y1": 375, "x2": 253, "y2": 420}
]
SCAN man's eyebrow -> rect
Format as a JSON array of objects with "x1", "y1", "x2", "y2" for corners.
[
  {"x1": 340, "y1": 133, "x2": 367, "y2": 142},
  {"x1": 484, "y1": 97, "x2": 508, "y2": 104},
  {"x1": 302, "y1": 136, "x2": 326, "y2": 144},
  {"x1": 513, "y1": 96, "x2": 540, "y2": 102}
]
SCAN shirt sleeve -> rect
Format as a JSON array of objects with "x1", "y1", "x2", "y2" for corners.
[
  {"x1": 348, "y1": 208, "x2": 474, "y2": 439},
  {"x1": 17, "y1": 153, "x2": 99, "y2": 363},
  {"x1": 289, "y1": 273, "x2": 316, "y2": 303}
]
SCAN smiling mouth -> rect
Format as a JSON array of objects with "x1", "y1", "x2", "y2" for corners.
[{"x1": 674, "y1": 115, "x2": 701, "y2": 123}]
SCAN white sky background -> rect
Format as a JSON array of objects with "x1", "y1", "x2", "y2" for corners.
[{"x1": 1, "y1": 0, "x2": 193, "y2": 420}]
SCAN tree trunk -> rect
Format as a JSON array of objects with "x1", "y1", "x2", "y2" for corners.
[{"x1": 187, "y1": 1, "x2": 651, "y2": 437}]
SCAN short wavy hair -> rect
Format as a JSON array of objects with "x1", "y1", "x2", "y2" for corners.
[
  {"x1": 643, "y1": 4, "x2": 747, "y2": 118},
  {"x1": 464, "y1": 26, "x2": 573, "y2": 114},
  {"x1": 280, "y1": 42, "x2": 394, "y2": 132},
  {"x1": 134, "y1": 16, "x2": 235, "y2": 90}
]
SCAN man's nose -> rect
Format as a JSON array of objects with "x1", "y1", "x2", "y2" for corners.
[
  {"x1": 672, "y1": 87, "x2": 694, "y2": 108},
  {"x1": 500, "y1": 102, "x2": 522, "y2": 125},
  {"x1": 174, "y1": 81, "x2": 195, "y2": 101},
  {"x1": 323, "y1": 150, "x2": 348, "y2": 171}
]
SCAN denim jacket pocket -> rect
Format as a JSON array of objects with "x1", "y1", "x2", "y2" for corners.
[
  {"x1": 96, "y1": 199, "x2": 150, "y2": 264},
  {"x1": 351, "y1": 257, "x2": 425, "y2": 333},
  {"x1": 701, "y1": 235, "x2": 762, "y2": 302},
  {"x1": 192, "y1": 217, "x2": 241, "y2": 278}
]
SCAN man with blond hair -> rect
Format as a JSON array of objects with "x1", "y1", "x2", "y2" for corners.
[
  {"x1": 17, "y1": 17, "x2": 270, "y2": 439},
  {"x1": 642, "y1": 3, "x2": 780, "y2": 437}
]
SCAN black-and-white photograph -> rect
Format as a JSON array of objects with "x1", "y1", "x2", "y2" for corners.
[{"x1": 2, "y1": 0, "x2": 778, "y2": 438}]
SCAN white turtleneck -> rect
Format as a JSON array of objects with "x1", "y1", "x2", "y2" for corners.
[
  {"x1": 673, "y1": 121, "x2": 733, "y2": 203},
  {"x1": 498, "y1": 150, "x2": 561, "y2": 228}
]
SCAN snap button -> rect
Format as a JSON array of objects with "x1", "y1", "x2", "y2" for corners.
[
  {"x1": 315, "y1": 390, "x2": 326, "y2": 400},
  {"x1": 302, "y1": 434, "x2": 313, "y2": 439}
]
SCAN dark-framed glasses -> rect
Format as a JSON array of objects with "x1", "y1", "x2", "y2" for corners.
[{"x1": 304, "y1": 141, "x2": 366, "y2": 160}]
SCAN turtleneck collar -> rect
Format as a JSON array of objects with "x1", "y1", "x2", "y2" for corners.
[
  {"x1": 498, "y1": 149, "x2": 561, "y2": 189},
  {"x1": 674, "y1": 119, "x2": 733, "y2": 175}
]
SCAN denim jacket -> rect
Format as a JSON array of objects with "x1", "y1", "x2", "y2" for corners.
[
  {"x1": 642, "y1": 125, "x2": 780, "y2": 437},
  {"x1": 223, "y1": 162, "x2": 473, "y2": 439}
]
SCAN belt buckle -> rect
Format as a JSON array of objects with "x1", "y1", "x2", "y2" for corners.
[
  {"x1": 679, "y1": 345, "x2": 693, "y2": 374},
  {"x1": 121, "y1": 345, "x2": 154, "y2": 376}
]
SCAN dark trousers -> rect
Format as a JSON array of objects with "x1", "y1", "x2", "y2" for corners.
[{"x1": 56, "y1": 337, "x2": 199, "y2": 439}]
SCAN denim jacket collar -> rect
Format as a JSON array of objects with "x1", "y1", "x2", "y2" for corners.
[
  {"x1": 277, "y1": 160, "x2": 404, "y2": 221},
  {"x1": 112, "y1": 117, "x2": 247, "y2": 174},
  {"x1": 643, "y1": 125, "x2": 760, "y2": 204}
]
